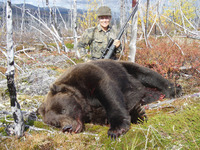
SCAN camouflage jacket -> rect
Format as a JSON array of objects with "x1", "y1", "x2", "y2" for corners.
[{"x1": 77, "y1": 24, "x2": 121, "y2": 59}]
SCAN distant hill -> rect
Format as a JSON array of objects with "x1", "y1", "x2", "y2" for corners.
[{"x1": 0, "y1": 2, "x2": 85, "y2": 27}]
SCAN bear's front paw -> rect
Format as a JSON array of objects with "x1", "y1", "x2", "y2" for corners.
[
  {"x1": 108, "y1": 119, "x2": 130, "y2": 139},
  {"x1": 62, "y1": 125, "x2": 73, "y2": 133}
]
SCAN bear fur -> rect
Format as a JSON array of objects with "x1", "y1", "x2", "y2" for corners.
[{"x1": 38, "y1": 60, "x2": 182, "y2": 138}]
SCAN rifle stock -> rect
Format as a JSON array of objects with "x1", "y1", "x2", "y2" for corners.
[{"x1": 101, "y1": 2, "x2": 139, "y2": 59}]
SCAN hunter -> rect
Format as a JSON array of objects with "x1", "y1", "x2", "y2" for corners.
[{"x1": 77, "y1": 6, "x2": 122, "y2": 60}]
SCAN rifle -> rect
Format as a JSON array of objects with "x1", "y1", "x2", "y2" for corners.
[{"x1": 101, "y1": 2, "x2": 139, "y2": 59}]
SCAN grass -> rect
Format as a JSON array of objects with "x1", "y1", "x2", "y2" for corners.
[{"x1": 0, "y1": 96, "x2": 199, "y2": 150}]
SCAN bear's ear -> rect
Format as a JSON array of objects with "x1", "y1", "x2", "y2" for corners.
[
  {"x1": 50, "y1": 84, "x2": 68, "y2": 95},
  {"x1": 50, "y1": 84, "x2": 58, "y2": 95}
]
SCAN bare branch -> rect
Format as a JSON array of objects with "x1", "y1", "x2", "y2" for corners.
[
  {"x1": 162, "y1": 15, "x2": 199, "y2": 36},
  {"x1": 165, "y1": 33, "x2": 185, "y2": 55}
]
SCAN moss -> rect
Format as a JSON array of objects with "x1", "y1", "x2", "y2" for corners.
[
  {"x1": 65, "y1": 43, "x2": 74, "y2": 49},
  {"x1": 0, "y1": 127, "x2": 7, "y2": 136},
  {"x1": 66, "y1": 58, "x2": 84, "y2": 65},
  {"x1": 33, "y1": 121, "x2": 49, "y2": 129}
]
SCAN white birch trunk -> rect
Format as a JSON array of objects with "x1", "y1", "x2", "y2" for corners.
[
  {"x1": 120, "y1": 0, "x2": 126, "y2": 52},
  {"x1": 128, "y1": 0, "x2": 138, "y2": 62},
  {"x1": 145, "y1": 0, "x2": 150, "y2": 40},
  {"x1": 1, "y1": 1, "x2": 6, "y2": 34},
  {"x1": 46, "y1": 1, "x2": 68, "y2": 52},
  {"x1": 120, "y1": 0, "x2": 125, "y2": 29},
  {"x1": 73, "y1": 0, "x2": 79, "y2": 57},
  {"x1": 138, "y1": 3, "x2": 148, "y2": 46},
  {"x1": 6, "y1": 0, "x2": 24, "y2": 138}
]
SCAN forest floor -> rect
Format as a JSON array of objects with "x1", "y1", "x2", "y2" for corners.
[{"x1": 0, "y1": 37, "x2": 200, "y2": 150}]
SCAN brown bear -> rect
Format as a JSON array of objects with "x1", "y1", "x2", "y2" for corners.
[{"x1": 38, "y1": 60, "x2": 182, "y2": 139}]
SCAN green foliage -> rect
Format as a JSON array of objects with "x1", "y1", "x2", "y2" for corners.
[
  {"x1": 0, "y1": 127, "x2": 7, "y2": 136},
  {"x1": 65, "y1": 43, "x2": 74, "y2": 49},
  {"x1": 49, "y1": 43, "x2": 57, "y2": 47},
  {"x1": 163, "y1": 0, "x2": 196, "y2": 31},
  {"x1": 66, "y1": 57, "x2": 84, "y2": 64}
]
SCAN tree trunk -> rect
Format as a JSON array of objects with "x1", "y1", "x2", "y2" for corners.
[
  {"x1": 120, "y1": 0, "x2": 125, "y2": 29},
  {"x1": 73, "y1": 0, "x2": 79, "y2": 57},
  {"x1": 6, "y1": 0, "x2": 25, "y2": 138},
  {"x1": 128, "y1": 0, "x2": 138, "y2": 62},
  {"x1": 145, "y1": 0, "x2": 150, "y2": 37},
  {"x1": 1, "y1": 1, "x2": 6, "y2": 35},
  {"x1": 120, "y1": 0, "x2": 126, "y2": 53}
]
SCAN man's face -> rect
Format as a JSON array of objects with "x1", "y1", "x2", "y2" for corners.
[{"x1": 98, "y1": 16, "x2": 111, "y2": 30}]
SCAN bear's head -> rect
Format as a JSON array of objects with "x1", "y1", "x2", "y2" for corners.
[
  {"x1": 166, "y1": 83, "x2": 182, "y2": 98},
  {"x1": 38, "y1": 84, "x2": 85, "y2": 133}
]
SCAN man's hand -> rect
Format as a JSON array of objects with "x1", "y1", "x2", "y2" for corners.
[{"x1": 113, "y1": 40, "x2": 121, "y2": 48}]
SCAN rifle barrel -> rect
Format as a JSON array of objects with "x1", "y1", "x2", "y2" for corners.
[
  {"x1": 117, "y1": 2, "x2": 139, "y2": 40},
  {"x1": 102, "y1": 2, "x2": 139, "y2": 59}
]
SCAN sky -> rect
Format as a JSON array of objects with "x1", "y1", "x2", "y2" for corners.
[{"x1": 8, "y1": 0, "x2": 120, "y2": 9}]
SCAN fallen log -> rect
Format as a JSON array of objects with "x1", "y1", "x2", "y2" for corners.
[{"x1": 144, "y1": 92, "x2": 200, "y2": 109}]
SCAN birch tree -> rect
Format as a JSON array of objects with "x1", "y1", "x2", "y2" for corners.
[
  {"x1": 145, "y1": 0, "x2": 150, "y2": 37},
  {"x1": 6, "y1": 0, "x2": 25, "y2": 138},
  {"x1": 128, "y1": 0, "x2": 138, "y2": 62},
  {"x1": 120, "y1": 0, "x2": 125, "y2": 29},
  {"x1": 120, "y1": 0, "x2": 126, "y2": 53},
  {"x1": 73, "y1": 0, "x2": 78, "y2": 57}
]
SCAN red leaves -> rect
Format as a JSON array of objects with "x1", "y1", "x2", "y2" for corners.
[{"x1": 135, "y1": 37, "x2": 199, "y2": 78}]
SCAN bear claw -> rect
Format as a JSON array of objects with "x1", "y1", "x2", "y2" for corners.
[
  {"x1": 62, "y1": 125, "x2": 73, "y2": 133},
  {"x1": 108, "y1": 128, "x2": 128, "y2": 139}
]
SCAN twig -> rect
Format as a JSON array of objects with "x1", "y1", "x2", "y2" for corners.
[
  {"x1": 29, "y1": 25, "x2": 54, "y2": 41},
  {"x1": 181, "y1": 7, "x2": 197, "y2": 30},
  {"x1": 4, "y1": 144, "x2": 9, "y2": 150},
  {"x1": 144, "y1": 125, "x2": 150, "y2": 150},
  {"x1": 162, "y1": 15, "x2": 199, "y2": 36},
  {"x1": 16, "y1": 47, "x2": 35, "y2": 60},
  {"x1": 56, "y1": 7, "x2": 68, "y2": 31},
  {"x1": 165, "y1": 33, "x2": 185, "y2": 55},
  {"x1": 4, "y1": 115, "x2": 14, "y2": 123},
  {"x1": 147, "y1": 13, "x2": 157, "y2": 38},
  {"x1": 63, "y1": 54, "x2": 77, "y2": 65},
  {"x1": 0, "y1": 47, "x2": 8, "y2": 58},
  {"x1": 28, "y1": 126, "x2": 54, "y2": 134},
  {"x1": 0, "y1": 71, "x2": 6, "y2": 77},
  {"x1": 14, "y1": 62, "x2": 26, "y2": 74},
  {"x1": 15, "y1": 48, "x2": 35, "y2": 54}
]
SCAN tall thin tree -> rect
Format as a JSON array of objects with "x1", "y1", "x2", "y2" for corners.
[
  {"x1": 6, "y1": 0, "x2": 25, "y2": 138},
  {"x1": 73, "y1": 0, "x2": 79, "y2": 57},
  {"x1": 120, "y1": 0, "x2": 126, "y2": 55},
  {"x1": 145, "y1": 0, "x2": 150, "y2": 39},
  {"x1": 128, "y1": 0, "x2": 138, "y2": 62}
]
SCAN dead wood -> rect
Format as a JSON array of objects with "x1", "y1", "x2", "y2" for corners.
[{"x1": 144, "y1": 92, "x2": 200, "y2": 110}]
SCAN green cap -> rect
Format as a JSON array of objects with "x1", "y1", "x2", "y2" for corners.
[{"x1": 97, "y1": 6, "x2": 112, "y2": 17}]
